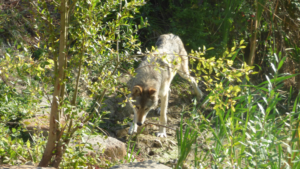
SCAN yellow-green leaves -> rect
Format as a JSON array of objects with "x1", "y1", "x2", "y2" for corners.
[
  {"x1": 240, "y1": 39, "x2": 244, "y2": 45},
  {"x1": 190, "y1": 44, "x2": 255, "y2": 113},
  {"x1": 227, "y1": 60, "x2": 233, "y2": 66}
]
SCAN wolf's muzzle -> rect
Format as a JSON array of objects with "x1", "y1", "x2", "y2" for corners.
[{"x1": 137, "y1": 122, "x2": 142, "y2": 126}]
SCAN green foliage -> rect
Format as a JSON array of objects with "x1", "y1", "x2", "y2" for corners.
[
  {"x1": 1, "y1": 0, "x2": 300, "y2": 168},
  {"x1": 177, "y1": 47, "x2": 300, "y2": 168},
  {"x1": 0, "y1": 50, "x2": 45, "y2": 123},
  {"x1": 138, "y1": 0, "x2": 254, "y2": 56},
  {"x1": 0, "y1": 124, "x2": 47, "y2": 165},
  {"x1": 1, "y1": 0, "x2": 148, "y2": 167},
  {"x1": 176, "y1": 113, "x2": 198, "y2": 169}
]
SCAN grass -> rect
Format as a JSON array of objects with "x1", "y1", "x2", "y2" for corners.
[{"x1": 175, "y1": 55, "x2": 300, "y2": 168}]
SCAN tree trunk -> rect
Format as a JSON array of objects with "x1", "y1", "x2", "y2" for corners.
[
  {"x1": 248, "y1": 18, "x2": 258, "y2": 66},
  {"x1": 38, "y1": 0, "x2": 68, "y2": 167}
]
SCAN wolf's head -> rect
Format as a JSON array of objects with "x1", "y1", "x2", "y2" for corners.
[{"x1": 131, "y1": 85, "x2": 158, "y2": 126}]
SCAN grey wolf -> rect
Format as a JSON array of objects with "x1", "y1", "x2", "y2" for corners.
[{"x1": 128, "y1": 33, "x2": 203, "y2": 137}]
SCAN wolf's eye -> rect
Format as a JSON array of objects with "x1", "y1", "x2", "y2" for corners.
[{"x1": 136, "y1": 106, "x2": 140, "y2": 110}]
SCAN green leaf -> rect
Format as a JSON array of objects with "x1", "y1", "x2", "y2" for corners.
[
  {"x1": 231, "y1": 48, "x2": 240, "y2": 61},
  {"x1": 26, "y1": 140, "x2": 31, "y2": 148},
  {"x1": 245, "y1": 75, "x2": 249, "y2": 81},
  {"x1": 277, "y1": 56, "x2": 286, "y2": 71},
  {"x1": 258, "y1": 74, "x2": 298, "y2": 86}
]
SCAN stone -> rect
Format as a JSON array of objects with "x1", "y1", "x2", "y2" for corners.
[
  {"x1": 101, "y1": 95, "x2": 133, "y2": 121},
  {"x1": 25, "y1": 161, "x2": 34, "y2": 165},
  {"x1": 22, "y1": 115, "x2": 51, "y2": 131},
  {"x1": 168, "y1": 140, "x2": 177, "y2": 146},
  {"x1": 22, "y1": 115, "x2": 65, "y2": 136},
  {"x1": 116, "y1": 128, "x2": 128, "y2": 138},
  {"x1": 79, "y1": 135, "x2": 127, "y2": 161},
  {"x1": 109, "y1": 160, "x2": 171, "y2": 169},
  {"x1": 152, "y1": 139, "x2": 163, "y2": 148},
  {"x1": 116, "y1": 126, "x2": 149, "y2": 138},
  {"x1": 0, "y1": 165, "x2": 55, "y2": 169}
]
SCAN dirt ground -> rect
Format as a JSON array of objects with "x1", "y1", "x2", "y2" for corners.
[{"x1": 97, "y1": 74, "x2": 208, "y2": 168}]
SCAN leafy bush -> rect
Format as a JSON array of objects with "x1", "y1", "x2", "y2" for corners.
[
  {"x1": 0, "y1": 123, "x2": 46, "y2": 165},
  {"x1": 176, "y1": 46, "x2": 300, "y2": 168}
]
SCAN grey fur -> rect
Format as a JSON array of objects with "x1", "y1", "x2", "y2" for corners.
[{"x1": 128, "y1": 34, "x2": 203, "y2": 137}]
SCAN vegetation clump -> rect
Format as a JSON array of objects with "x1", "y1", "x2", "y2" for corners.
[{"x1": 0, "y1": 0, "x2": 300, "y2": 168}]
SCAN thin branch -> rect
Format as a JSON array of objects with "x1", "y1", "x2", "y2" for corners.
[
  {"x1": 144, "y1": 122, "x2": 176, "y2": 131},
  {"x1": 96, "y1": 126, "x2": 110, "y2": 136}
]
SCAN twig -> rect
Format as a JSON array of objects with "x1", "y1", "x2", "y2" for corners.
[
  {"x1": 42, "y1": 88, "x2": 52, "y2": 105},
  {"x1": 257, "y1": 1, "x2": 282, "y2": 21},
  {"x1": 144, "y1": 122, "x2": 176, "y2": 131},
  {"x1": 96, "y1": 126, "x2": 110, "y2": 136}
]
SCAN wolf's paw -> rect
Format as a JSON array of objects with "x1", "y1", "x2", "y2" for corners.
[
  {"x1": 128, "y1": 128, "x2": 136, "y2": 135},
  {"x1": 128, "y1": 123, "x2": 137, "y2": 135},
  {"x1": 156, "y1": 132, "x2": 167, "y2": 137}
]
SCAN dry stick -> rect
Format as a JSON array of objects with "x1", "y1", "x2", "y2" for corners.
[
  {"x1": 257, "y1": 1, "x2": 282, "y2": 21},
  {"x1": 144, "y1": 122, "x2": 176, "y2": 131},
  {"x1": 131, "y1": 55, "x2": 253, "y2": 80},
  {"x1": 116, "y1": 0, "x2": 122, "y2": 62},
  {"x1": 41, "y1": 87, "x2": 52, "y2": 105},
  {"x1": 96, "y1": 126, "x2": 110, "y2": 136},
  {"x1": 132, "y1": 52, "x2": 244, "y2": 66}
]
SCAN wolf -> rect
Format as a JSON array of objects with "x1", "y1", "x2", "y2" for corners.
[{"x1": 128, "y1": 33, "x2": 203, "y2": 137}]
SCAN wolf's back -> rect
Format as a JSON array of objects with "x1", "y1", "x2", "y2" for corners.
[{"x1": 155, "y1": 33, "x2": 187, "y2": 56}]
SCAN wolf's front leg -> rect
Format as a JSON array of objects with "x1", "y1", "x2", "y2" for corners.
[
  {"x1": 157, "y1": 93, "x2": 168, "y2": 137},
  {"x1": 128, "y1": 113, "x2": 138, "y2": 135}
]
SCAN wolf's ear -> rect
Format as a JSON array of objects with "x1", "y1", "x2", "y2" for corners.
[
  {"x1": 132, "y1": 85, "x2": 143, "y2": 96},
  {"x1": 148, "y1": 88, "x2": 156, "y2": 96}
]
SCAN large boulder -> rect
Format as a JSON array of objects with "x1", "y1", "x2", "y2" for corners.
[
  {"x1": 0, "y1": 165, "x2": 55, "y2": 169},
  {"x1": 109, "y1": 160, "x2": 171, "y2": 169},
  {"x1": 22, "y1": 115, "x2": 65, "y2": 136},
  {"x1": 78, "y1": 135, "x2": 127, "y2": 161}
]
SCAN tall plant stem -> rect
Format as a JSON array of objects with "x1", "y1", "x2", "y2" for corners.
[{"x1": 38, "y1": 0, "x2": 68, "y2": 166}]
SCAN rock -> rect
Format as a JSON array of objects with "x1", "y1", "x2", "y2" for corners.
[
  {"x1": 152, "y1": 139, "x2": 163, "y2": 148},
  {"x1": 79, "y1": 135, "x2": 127, "y2": 161},
  {"x1": 25, "y1": 161, "x2": 34, "y2": 165},
  {"x1": 146, "y1": 147, "x2": 151, "y2": 154},
  {"x1": 0, "y1": 165, "x2": 55, "y2": 169},
  {"x1": 116, "y1": 128, "x2": 128, "y2": 138},
  {"x1": 101, "y1": 95, "x2": 133, "y2": 121},
  {"x1": 109, "y1": 160, "x2": 171, "y2": 169},
  {"x1": 22, "y1": 115, "x2": 50, "y2": 131},
  {"x1": 22, "y1": 115, "x2": 65, "y2": 136},
  {"x1": 168, "y1": 140, "x2": 177, "y2": 146}
]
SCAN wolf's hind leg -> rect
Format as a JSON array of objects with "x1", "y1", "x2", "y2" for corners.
[{"x1": 178, "y1": 57, "x2": 203, "y2": 100}]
